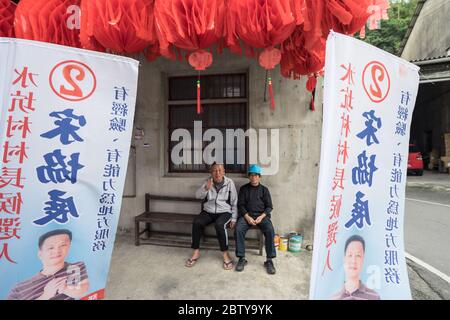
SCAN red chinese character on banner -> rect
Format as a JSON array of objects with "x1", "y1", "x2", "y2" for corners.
[
  {"x1": 340, "y1": 87, "x2": 354, "y2": 111},
  {"x1": 322, "y1": 249, "x2": 333, "y2": 275},
  {"x1": 332, "y1": 168, "x2": 345, "y2": 191},
  {"x1": 12, "y1": 67, "x2": 38, "y2": 88},
  {"x1": 326, "y1": 221, "x2": 339, "y2": 248},
  {"x1": 0, "y1": 193, "x2": 22, "y2": 214},
  {"x1": 0, "y1": 168, "x2": 25, "y2": 189},
  {"x1": 0, "y1": 243, "x2": 16, "y2": 263},
  {"x1": 0, "y1": 218, "x2": 20, "y2": 240},
  {"x1": 2, "y1": 141, "x2": 28, "y2": 164},
  {"x1": 337, "y1": 140, "x2": 349, "y2": 164},
  {"x1": 330, "y1": 195, "x2": 342, "y2": 219},
  {"x1": 6, "y1": 116, "x2": 32, "y2": 139},
  {"x1": 9, "y1": 91, "x2": 36, "y2": 113},
  {"x1": 340, "y1": 113, "x2": 351, "y2": 138},
  {"x1": 340, "y1": 63, "x2": 355, "y2": 85}
]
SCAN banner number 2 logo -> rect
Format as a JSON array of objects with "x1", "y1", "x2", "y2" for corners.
[
  {"x1": 50, "y1": 60, "x2": 97, "y2": 102},
  {"x1": 362, "y1": 61, "x2": 390, "y2": 104}
]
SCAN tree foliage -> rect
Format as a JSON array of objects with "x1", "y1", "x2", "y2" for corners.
[{"x1": 362, "y1": 0, "x2": 418, "y2": 55}]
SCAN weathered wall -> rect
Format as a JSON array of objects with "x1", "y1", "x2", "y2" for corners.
[
  {"x1": 402, "y1": 0, "x2": 450, "y2": 60},
  {"x1": 118, "y1": 50, "x2": 323, "y2": 244}
]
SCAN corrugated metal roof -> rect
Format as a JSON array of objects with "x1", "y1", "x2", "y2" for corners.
[{"x1": 411, "y1": 55, "x2": 450, "y2": 63}]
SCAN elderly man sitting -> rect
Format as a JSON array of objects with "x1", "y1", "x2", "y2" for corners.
[
  {"x1": 185, "y1": 162, "x2": 238, "y2": 270},
  {"x1": 234, "y1": 165, "x2": 276, "y2": 274}
]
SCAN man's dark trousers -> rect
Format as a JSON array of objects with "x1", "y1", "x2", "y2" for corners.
[
  {"x1": 191, "y1": 211, "x2": 232, "y2": 251},
  {"x1": 235, "y1": 216, "x2": 276, "y2": 258}
]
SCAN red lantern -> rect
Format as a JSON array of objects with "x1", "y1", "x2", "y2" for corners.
[
  {"x1": 14, "y1": 0, "x2": 81, "y2": 47},
  {"x1": 259, "y1": 47, "x2": 282, "y2": 110},
  {"x1": 188, "y1": 50, "x2": 213, "y2": 71},
  {"x1": 259, "y1": 47, "x2": 282, "y2": 70},
  {"x1": 155, "y1": 0, "x2": 226, "y2": 114},
  {"x1": 322, "y1": 0, "x2": 372, "y2": 36},
  {"x1": 0, "y1": 0, "x2": 15, "y2": 37},
  {"x1": 280, "y1": 25, "x2": 325, "y2": 79},
  {"x1": 226, "y1": 0, "x2": 300, "y2": 110},
  {"x1": 280, "y1": 24, "x2": 324, "y2": 112},
  {"x1": 188, "y1": 49, "x2": 213, "y2": 114},
  {"x1": 80, "y1": 0, "x2": 158, "y2": 54},
  {"x1": 154, "y1": 0, "x2": 225, "y2": 59},
  {"x1": 226, "y1": 0, "x2": 298, "y2": 51}
]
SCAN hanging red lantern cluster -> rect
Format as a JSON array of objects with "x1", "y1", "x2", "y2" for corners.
[
  {"x1": 80, "y1": 0, "x2": 158, "y2": 54},
  {"x1": 280, "y1": 25, "x2": 325, "y2": 80},
  {"x1": 4, "y1": 0, "x2": 376, "y2": 113},
  {"x1": 14, "y1": 0, "x2": 81, "y2": 47},
  {"x1": 279, "y1": 1, "x2": 371, "y2": 111},
  {"x1": 155, "y1": 0, "x2": 226, "y2": 113},
  {"x1": 225, "y1": 0, "x2": 302, "y2": 110},
  {"x1": 154, "y1": 0, "x2": 225, "y2": 60},
  {"x1": 0, "y1": 0, "x2": 15, "y2": 37},
  {"x1": 323, "y1": 0, "x2": 372, "y2": 36}
]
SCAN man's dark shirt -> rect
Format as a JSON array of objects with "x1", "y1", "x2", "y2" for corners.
[{"x1": 238, "y1": 183, "x2": 273, "y2": 218}]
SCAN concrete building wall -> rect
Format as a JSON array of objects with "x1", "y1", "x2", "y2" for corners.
[
  {"x1": 118, "y1": 50, "x2": 323, "y2": 243},
  {"x1": 401, "y1": 0, "x2": 450, "y2": 61}
]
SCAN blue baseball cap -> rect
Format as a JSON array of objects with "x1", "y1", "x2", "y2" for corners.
[{"x1": 248, "y1": 164, "x2": 262, "y2": 175}]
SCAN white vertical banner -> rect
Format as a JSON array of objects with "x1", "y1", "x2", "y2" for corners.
[
  {"x1": 0, "y1": 38, "x2": 138, "y2": 300},
  {"x1": 310, "y1": 31, "x2": 419, "y2": 300}
]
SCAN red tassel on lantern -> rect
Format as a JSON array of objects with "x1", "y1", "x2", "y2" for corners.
[
  {"x1": 268, "y1": 76, "x2": 275, "y2": 111},
  {"x1": 259, "y1": 47, "x2": 282, "y2": 110},
  {"x1": 188, "y1": 50, "x2": 212, "y2": 114},
  {"x1": 310, "y1": 88, "x2": 316, "y2": 111},
  {"x1": 306, "y1": 75, "x2": 317, "y2": 112},
  {"x1": 197, "y1": 79, "x2": 202, "y2": 114}
]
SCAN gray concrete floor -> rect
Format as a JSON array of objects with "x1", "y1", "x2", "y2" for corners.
[
  {"x1": 105, "y1": 234, "x2": 311, "y2": 300},
  {"x1": 104, "y1": 233, "x2": 446, "y2": 300},
  {"x1": 103, "y1": 170, "x2": 449, "y2": 300}
]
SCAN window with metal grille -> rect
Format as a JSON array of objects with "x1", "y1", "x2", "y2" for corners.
[{"x1": 168, "y1": 74, "x2": 248, "y2": 173}]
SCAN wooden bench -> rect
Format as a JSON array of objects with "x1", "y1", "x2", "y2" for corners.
[{"x1": 135, "y1": 193, "x2": 264, "y2": 255}]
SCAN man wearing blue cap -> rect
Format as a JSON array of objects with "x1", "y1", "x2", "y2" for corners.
[{"x1": 235, "y1": 164, "x2": 276, "y2": 274}]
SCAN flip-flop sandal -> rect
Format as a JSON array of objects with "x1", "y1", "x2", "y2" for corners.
[
  {"x1": 185, "y1": 257, "x2": 199, "y2": 267},
  {"x1": 223, "y1": 260, "x2": 234, "y2": 270}
]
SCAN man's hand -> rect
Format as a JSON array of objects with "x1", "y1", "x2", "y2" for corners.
[
  {"x1": 205, "y1": 178, "x2": 213, "y2": 191},
  {"x1": 255, "y1": 214, "x2": 266, "y2": 225},
  {"x1": 229, "y1": 221, "x2": 236, "y2": 229},
  {"x1": 244, "y1": 213, "x2": 256, "y2": 226},
  {"x1": 38, "y1": 277, "x2": 67, "y2": 300}
]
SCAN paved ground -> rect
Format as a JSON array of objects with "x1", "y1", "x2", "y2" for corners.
[
  {"x1": 105, "y1": 234, "x2": 311, "y2": 300},
  {"x1": 103, "y1": 170, "x2": 449, "y2": 300},
  {"x1": 406, "y1": 170, "x2": 450, "y2": 191},
  {"x1": 405, "y1": 188, "x2": 450, "y2": 275},
  {"x1": 104, "y1": 232, "x2": 448, "y2": 300}
]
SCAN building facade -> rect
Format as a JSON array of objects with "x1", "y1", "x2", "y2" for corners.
[
  {"x1": 401, "y1": 0, "x2": 450, "y2": 162},
  {"x1": 118, "y1": 50, "x2": 324, "y2": 243}
]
